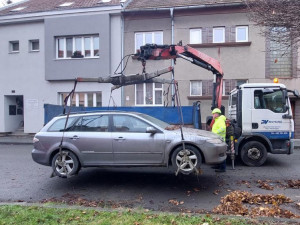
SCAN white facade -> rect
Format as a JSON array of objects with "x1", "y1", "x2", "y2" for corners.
[{"x1": 0, "y1": 8, "x2": 122, "y2": 133}]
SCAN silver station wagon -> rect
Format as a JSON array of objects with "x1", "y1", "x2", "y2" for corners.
[{"x1": 32, "y1": 111, "x2": 227, "y2": 178}]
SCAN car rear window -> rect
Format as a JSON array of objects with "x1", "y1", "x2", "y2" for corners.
[{"x1": 48, "y1": 117, "x2": 77, "y2": 132}]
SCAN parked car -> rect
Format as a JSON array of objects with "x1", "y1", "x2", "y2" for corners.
[{"x1": 32, "y1": 111, "x2": 227, "y2": 178}]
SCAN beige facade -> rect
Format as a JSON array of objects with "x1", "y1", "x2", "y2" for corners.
[{"x1": 123, "y1": 6, "x2": 300, "y2": 137}]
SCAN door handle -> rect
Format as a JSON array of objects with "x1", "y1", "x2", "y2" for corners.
[
  {"x1": 114, "y1": 137, "x2": 126, "y2": 141},
  {"x1": 70, "y1": 135, "x2": 80, "y2": 140},
  {"x1": 252, "y1": 123, "x2": 258, "y2": 129}
]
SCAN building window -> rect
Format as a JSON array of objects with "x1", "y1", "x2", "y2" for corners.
[
  {"x1": 135, "y1": 31, "x2": 163, "y2": 52},
  {"x1": 190, "y1": 29, "x2": 202, "y2": 44},
  {"x1": 29, "y1": 40, "x2": 39, "y2": 52},
  {"x1": 190, "y1": 81, "x2": 202, "y2": 96},
  {"x1": 268, "y1": 28, "x2": 292, "y2": 78},
  {"x1": 9, "y1": 41, "x2": 19, "y2": 53},
  {"x1": 213, "y1": 27, "x2": 225, "y2": 43},
  {"x1": 59, "y1": 92, "x2": 102, "y2": 107},
  {"x1": 236, "y1": 26, "x2": 248, "y2": 42},
  {"x1": 135, "y1": 83, "x2": 163, "y2": 106},
  {"x1": 56, "y1": 35, "x2": 99, "y2": 59}
]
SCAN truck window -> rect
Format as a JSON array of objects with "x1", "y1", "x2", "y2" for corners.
[
  {"x1": 230, "y1": 93, "x2": 237, "y2": 106},
  {"x1": 254, "y1": 90, "x2": 286, "y2": 113}
]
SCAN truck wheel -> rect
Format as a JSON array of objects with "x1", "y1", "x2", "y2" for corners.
[
  {"x1": 51, "y1": 150, "x2": 80, "y2": 178},
  {"x1": 240, "y1": 141, "x2": 267, "y2": 166},
  {"x1": 171, "y1": 145, "x2": 202, "y2": 175}
]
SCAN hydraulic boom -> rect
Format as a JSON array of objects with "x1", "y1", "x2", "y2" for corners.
[{"x1": 136, "y1": 44, "x2": 224, "y2": 109}]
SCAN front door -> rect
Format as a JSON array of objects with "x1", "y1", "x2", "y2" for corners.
[{"x1": 111, "y1": 114, "x2": 165, "y2": 165}]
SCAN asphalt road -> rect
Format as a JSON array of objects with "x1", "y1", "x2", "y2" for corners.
[{"x1": 1, "y1": 144, "x2": 300, "y2": 214}]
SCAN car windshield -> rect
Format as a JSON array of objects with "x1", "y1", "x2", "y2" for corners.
[{"x1": 138, "y1": 114, "x2": 170, "y2": 129}]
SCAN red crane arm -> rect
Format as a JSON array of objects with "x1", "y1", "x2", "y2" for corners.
[{"x1": 136, "y1": 44, "x2": 224, "y2": 109}]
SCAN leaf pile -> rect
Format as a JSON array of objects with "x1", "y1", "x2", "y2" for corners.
[
  {"x1": 286, "y1": 180, "x2": 300, "y2": 189},
  {"x1": 257, "y1": 180, "x2": 274, "y2": 190},
  {"x1": 168, "y1": 199, "x2": 184, "y2": 206},
  {"x1": 239, "y1": 179, "x2": 300, "y2": 190},
  {"x1": 41, "y1": 193, "x2": 142, "y2": 208},
  {"x1": 213, "y1": 190, "x2": 299, "y2": 219}
]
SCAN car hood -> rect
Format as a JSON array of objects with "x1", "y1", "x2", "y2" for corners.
[{"x1": 165, "y1": 127, "x2": 221, "y2": 140}]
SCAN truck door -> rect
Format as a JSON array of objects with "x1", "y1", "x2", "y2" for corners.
[{"x1": 251, "y1": 89, "x2": 292, "y2": 140}]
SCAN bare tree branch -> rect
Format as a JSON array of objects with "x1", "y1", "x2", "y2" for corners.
[{"x1": 244, "y1": 0, "x2": 300, "y2": 51}]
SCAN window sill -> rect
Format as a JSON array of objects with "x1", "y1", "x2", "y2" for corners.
[
  {"x1": 55, "y1": 57, "x2": 99, "y2": 60},
  {"x1": 9, "y1": 51, "x2": 20, "y2": 54},
  {"x1": 187, "y1": 95, "x2": 229, "y2": 100},
  {"x1": 29, "y1": 50, "x2": 40, "y2": 53},
  {"x1": 135, "y1": 105, "x2": 164, "y2": 107},
  {"x1": 188, "y1": 42, "x2": 252, "y2": 48}
]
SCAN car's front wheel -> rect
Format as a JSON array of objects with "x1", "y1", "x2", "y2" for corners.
[
  {"x1": 51, "y1": 150, "x2": 80, "y2": 178},
  {"x1": 171, "y1": 145, "x2": 202, "y2": 175}
]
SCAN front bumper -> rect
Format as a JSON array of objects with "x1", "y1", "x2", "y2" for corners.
[{"x1": 202, "y1": 142, "x2": 227, "y2": 164}]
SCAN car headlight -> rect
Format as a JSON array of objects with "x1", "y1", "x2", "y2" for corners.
[{"x1": 206, "y1": 138, "x2": 223, "y2": 144}]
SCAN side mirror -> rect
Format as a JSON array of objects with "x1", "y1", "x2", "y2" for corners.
[
  {"x1": 294, "y1": 90, "x2": 300, "y2": 98},
  {"x1": 146, "y1": 127, "x2": 157, "y2": 134}
]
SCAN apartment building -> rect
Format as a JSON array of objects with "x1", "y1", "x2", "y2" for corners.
[
  {"x1": 122, "y1": 0, "x2": 300, "y2": 137},
  {"x1": 0, "y1": 0, "x2": 123, "y2": 133}
]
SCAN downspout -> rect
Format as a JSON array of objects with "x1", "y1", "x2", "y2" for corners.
[
  {"x1": 121, "y1": 6, "x2": 125, "y2": 106},
  {"x1": 170, "y1": 8, "x2": 175, "y2": 106}
]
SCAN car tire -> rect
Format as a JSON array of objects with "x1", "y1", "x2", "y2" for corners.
[
  {"x1": 51, "y1": 150, "x2": 80, "y2": 178},
  {"x1": 240, "y1": 141, "x2": 267, "y2": 167},
  {"x1": 171, "y1": 145, "x2": 202, "y2": 175}
]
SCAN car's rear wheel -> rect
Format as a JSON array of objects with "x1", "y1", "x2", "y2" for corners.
[
  {"x1": 171, "y1": 145, "x2": 202, "y2": 175},
  {"x1": 51, "y1": 150, "x2": 80, "y2": 178}
]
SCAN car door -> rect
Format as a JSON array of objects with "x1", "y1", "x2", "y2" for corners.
[
  {"x1": 251, "y1": 89, "x2": 291, "y2": 139},
  {"x1": 111, "y1": 114, "x2": 165, "y2": 165},
  {"x1": 65, "y1": 114, "x2": 113, "y2": 165}
]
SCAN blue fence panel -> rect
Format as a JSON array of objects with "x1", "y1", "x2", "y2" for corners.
[{"x1": 44, "y1": 104, "x2": 199, "y2": 126}]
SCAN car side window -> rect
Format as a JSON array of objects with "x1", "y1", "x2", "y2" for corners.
[
  {"x1": 72, "y1": 115, "x2": 109, "y2": 132},
  {"x1": 48, "y1": 117, "x2": 77, "y2": 132},
  {"x1": 113, "y1": 115, "x2": 149, "y2": 133}
]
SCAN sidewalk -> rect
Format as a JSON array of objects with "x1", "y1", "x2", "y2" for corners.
[{"x1": 0, "y1": 135, "x2": 34, "y2": 145}]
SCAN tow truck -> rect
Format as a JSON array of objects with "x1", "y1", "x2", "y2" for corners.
[{"x1": 77, "y1": 43, "x2": 299, "y2": 167}]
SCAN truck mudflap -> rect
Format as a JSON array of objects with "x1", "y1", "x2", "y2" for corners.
[{"x1": 289, "y1": 140, "x2": 295, "y2": 154}]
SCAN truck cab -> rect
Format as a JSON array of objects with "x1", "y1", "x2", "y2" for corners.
[{"x1": 228, "y1": 83, "x2": 296, "y2": 166}]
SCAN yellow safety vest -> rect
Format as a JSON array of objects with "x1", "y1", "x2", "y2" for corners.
[{"x1": 212, "y1": 115, "x2": 226, "y2": 141}]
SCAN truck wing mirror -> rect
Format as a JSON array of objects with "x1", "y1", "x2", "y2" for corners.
[{"x1": 294, "y1": 89, "x2": 300, "y2": 98}]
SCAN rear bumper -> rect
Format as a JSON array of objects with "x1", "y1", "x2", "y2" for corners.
[{"x1": 32, "y1": 148, "x2": 50, "y2": 166}]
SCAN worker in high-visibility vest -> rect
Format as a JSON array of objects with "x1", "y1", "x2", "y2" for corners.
[{"x1": 211, "y1": 108, "x2": 227, "y2": 172}]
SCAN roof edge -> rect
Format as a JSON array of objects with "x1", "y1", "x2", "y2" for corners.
[
  {"x1": 124, "y1": 2, "x2": 246, "y2": 12},
  {"x1": 0, "y1": 4, "x2": 122, "y2": 23}
]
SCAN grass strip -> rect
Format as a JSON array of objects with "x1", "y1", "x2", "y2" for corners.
[{"x1": 0, "y1": 205, "x2": 269, "y2": 225}]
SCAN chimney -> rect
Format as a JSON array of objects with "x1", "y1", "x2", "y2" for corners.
[{"x1": 7, "y1": 0, "x2": 12, "y2": 4}]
